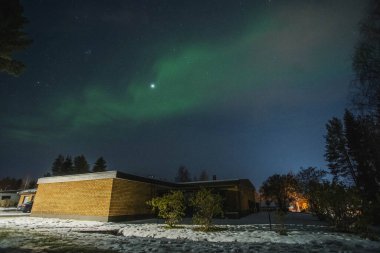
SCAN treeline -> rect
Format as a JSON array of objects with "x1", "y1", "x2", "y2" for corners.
[
  {"x1": 323, "y1": 0, "x2": 380, "y2": 229},
  {"x1": 46, "y1": 155, "x2": 107, "y2": 176},
  {"x1": 0, "y1": 177, "x2": 36, "y2": 191},
  {"x1": 175, "y1": 165, "x2": 212, "y2": 182}
]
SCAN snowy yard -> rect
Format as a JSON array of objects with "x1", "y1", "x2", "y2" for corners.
[
  {"x1": 0, "y1": 213, "x2": 379, "y2": 252},
  {"x1": 0, "y1": 208, "x2": 30, "y2": 217}
]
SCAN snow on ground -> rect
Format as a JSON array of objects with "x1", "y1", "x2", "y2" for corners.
[
  {"x1": 0, "y1": 212, "x2": 30, "y2": 217},
  {"x1": 0, "y1": 214, "x2": 379, "y2": 252},
  {"x1": 0, "y1": 208, "x2": 30, "y2": 217},
  {"x1": 0, "y1": 208, "x2": 17, "y2": 212}
]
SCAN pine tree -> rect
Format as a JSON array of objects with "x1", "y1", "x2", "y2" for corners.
[
  {"x1": 352, "y1": 0, "x2": 380, "y2": 113},
  {"x1": 62, "y1": 156, "x2": 73, "y2": 175},
  {"x1": 73, "y1": 155, "x2": 90, "y2": 174},
  {"x1": 175, "y1": 166, "x2": 191, "y2": 182},
  {"x1": 199, "y1": 170, "x2": 209, "y2": 181},
  {"x1": 51, "y1": 155, "x2": 64, "y2": 176},
  {"x1": 0, "y1": 0, "x2": 32, "y2": 76},
  {"x1": 92, "y1": 157, "x2": 107, "y2": 172},
  {"x1": 324, "y1": 117, "x2": 357, "y2": 185}
]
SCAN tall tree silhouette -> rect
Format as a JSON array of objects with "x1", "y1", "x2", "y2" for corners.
[
  {"x1": 199, "y1": 170, "x2": 209, "y2": 181},
  {"x1": 0, "y1": 0, "x2": 32, "y2": 76},
  {"x1": 92, "y1": 157, "x2": 107, "y2": 172},
  {"x1": 51, "y1": 155, "x2": 65, "y2": 176},
  {"x1": 352, "y1": 0, "x2": 380, "y2": 113},
  {"x1": 175, "y1": 166, "x2": 191, "y2": 182},
  {"x1": 62, "y1": 156, "x2": 73, "y2": 175},
  {"x1": 73, "y1": 155, "x2": 90, "y2": 174},
  {"x1": 260, "y1": 173, "x2": 298, "y2": 211}
]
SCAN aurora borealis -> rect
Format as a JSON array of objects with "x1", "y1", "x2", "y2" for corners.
[{"x1": 0, "y1": 0, "x2": 370, "y2": 186}]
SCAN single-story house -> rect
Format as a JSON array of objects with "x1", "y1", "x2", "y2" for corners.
[
  {"x1": 31, "y1": 171, "x2": 256, "y2": 221},
  {"x1": 17, "y1": 189, "x2": 37, "y2": 207},
  {"x1": 0, "y1": 190, "x2": 20, "y2": 207}
]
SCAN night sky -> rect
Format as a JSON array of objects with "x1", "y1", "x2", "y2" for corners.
[{"x1": 0, "y1": 0, "x2": 370, "y2": 187}]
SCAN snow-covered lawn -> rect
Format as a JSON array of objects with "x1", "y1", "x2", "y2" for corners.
[
  {"x1": 0, "y1": 214, "x2": 379, "y2": 252},
  {"x1": 0, "y1": 208, "x2": 17, "y2": 211},
  {"x1": 0, "y1": 208, "x2": 30, "y2": 217}
]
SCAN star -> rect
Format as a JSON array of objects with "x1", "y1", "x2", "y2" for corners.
[{"x1": 150, "y1": 83, "x2": 156, "y2": 89}]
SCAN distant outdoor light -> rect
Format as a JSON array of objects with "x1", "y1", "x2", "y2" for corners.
[{"x1": 150, "y1": 83, "x2": 156, "y2": 89}]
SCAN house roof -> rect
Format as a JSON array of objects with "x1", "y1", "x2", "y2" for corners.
[
  {"x1": 0, "y1": 190, "x2": 19, "y2": 194},
  {"x1": 37, "y1": 171, "x2": 177, "y2": 187},
  {"x1": 178, "y1": 179, "x2": 254, "y2": 189},
  {"x1": 37, "y1": 170, "x2": 255, "y2": 190},
  {"x1": 17, "y1": 189, "x2": 37, "y2": 195}
]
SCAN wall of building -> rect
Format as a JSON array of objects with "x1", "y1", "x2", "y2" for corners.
[
  {"x1": 0, "y1": 193, "x2": 19, "y2": 202},
  {"x1": 108, "y1": 178, "x2": 171, "y2": 220},
  {"x1": 238, "y1": 180, "x2": 256, "y2": 215},
  {"x1": 30, "y1": 171, "x2": 256, "y2": 221},
  {"x1": 31, "y1": 178, "x2": 114, "y2": 221}
]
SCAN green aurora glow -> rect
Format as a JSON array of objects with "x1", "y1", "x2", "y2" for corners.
[{"x1": 4, "y1": 0, "x2": 365, "y2": 142}]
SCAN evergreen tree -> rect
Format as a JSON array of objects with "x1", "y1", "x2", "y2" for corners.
[
  {"x1": 352, "y1": 0, "x2": 380, "y2": 113},
  {"x1": 175, "y1": 165, "x2": 191, "y2": 182},
  {"x1": 43, "y1": 172, "x2": 51, "y2": 177},
  {"x1": 0, "y1": 0, "x2": 32, "y2": 76},
  {"x1": 199, "y1": 170, "x2": 209, "y2": 181},
  {"x1": 324, "y1": 116, "x2": 358, "y2": 185},
  {"x1": 325, "y1": 110, "x2": 380, "y2": 223},
  {"x1": 51, "y1": 155, "x2": 64, "y2": 176},
  {"x1": 62, "y1": 156, "x2": 73, "y2": 175},
  {"x1": 324, "y1": 0, "x2": 380, "y2": 225},
  {"x1": 93, "y1": 157, "x2": 107, "y2": 172},
  {"x1": 73, "y1": 155, "x2": 90, "y2": 174}
]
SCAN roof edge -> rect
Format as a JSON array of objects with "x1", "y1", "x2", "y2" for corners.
[
  {"x1": 37, "y1": 171, "x2": 118, "y2": 184},
  {"x1": 36, "y1": 171, "x2": 254, "y2": 189}
]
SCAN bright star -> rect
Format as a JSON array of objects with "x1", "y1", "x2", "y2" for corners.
[{"x1": 150, "y1": 83, "x2": 156, "y2": 89}]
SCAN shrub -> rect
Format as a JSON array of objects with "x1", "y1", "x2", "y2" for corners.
[
  {"x1": 147, "y1": 191, "x2": 185, "y2": 228},
  {"x1": 310, "y1": 181, "x2": 362, "y2": 232},
  {"x1": 190, "y1": 188, "x2": 223, "y2": 231}
]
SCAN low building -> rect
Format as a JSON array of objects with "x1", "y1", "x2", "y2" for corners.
[
  {"x1": 0, "y1": 190, "x2": 19, "y2": 201},
  {"x1": 17, "y1": 189, "x2": 37, "y2": 207},
  {"x1": 31, "y1": 171, "x2": 256, "y2": 221},
  {"x1": 0, "y1": 190, "x2": 20, "y2": 207}
]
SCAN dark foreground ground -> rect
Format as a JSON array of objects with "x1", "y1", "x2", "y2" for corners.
[{"x1": 0, "y1": 212, "x2": 379, "y2": 253}]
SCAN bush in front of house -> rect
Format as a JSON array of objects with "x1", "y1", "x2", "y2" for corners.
[
  {"x1": 147, "y1": 190, "x2": 185, "y2": 228},
  {"x1": 190, "y1": 187, "x2": 223, "y2": 231}
]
